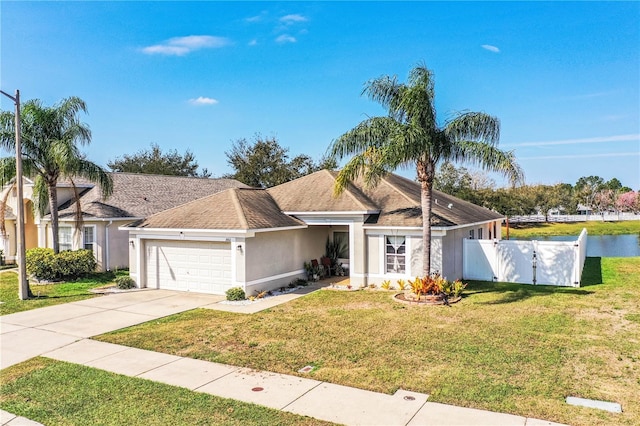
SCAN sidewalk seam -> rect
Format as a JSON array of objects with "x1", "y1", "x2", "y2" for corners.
[{"x1": 280, "y1": 380, "x2": 324, "y2": 411}]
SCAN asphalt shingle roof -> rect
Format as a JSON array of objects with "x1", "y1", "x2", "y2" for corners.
[
  {"x1": 99, "y1": 170, "x2": 502, "y2": 231},
  {"x1": 131, "y1": 188, "x2": 304, "y2": 230},
  {"x1": 56, "y1": 173, "x2": 247, "y2": 220}
]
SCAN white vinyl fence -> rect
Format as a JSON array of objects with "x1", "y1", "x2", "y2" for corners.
[{"x1": 463, "y1": 229, "x2": 588, "y2": 287}]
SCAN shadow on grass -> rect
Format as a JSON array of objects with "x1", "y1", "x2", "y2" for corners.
[
  {"x1": 467, "y1": 280, "x2": 594, "y2": 305},
  {"x1": 465, "y1": 256, "x2": 603, "y2": 304},
  {"x1": 580, "y1": 257, "x2": 603, "y2": 287}
]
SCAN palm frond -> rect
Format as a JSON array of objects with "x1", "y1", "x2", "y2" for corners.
[
  {"x1": 444, "y1": 112, "x2": 500, "y2": 145},
  {"x1": 0, "y1": 157, "x2": 17, "y2": 187},
  {"x1": 329, "y1": 116, "x2": 399, "y2": 160},
  {"x1": 70, "y1": 159, "x2": 114, "y2": 199},
  {"x1": 450, "y1": 140, "x2": 525, "y2": 186},
  {"x1": 32, "y1": 175, "x2": 49, "y2": 217}
]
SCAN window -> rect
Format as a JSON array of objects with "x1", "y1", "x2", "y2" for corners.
[
  {"x1": 469, "y1": 229, "x2": 475, "y2": 240},
  {"x1": 478, "y1": 228, "x2": 483, "y2": 240},
  {"x1": 385, "y1": 236, "x2": 406, "y2": 274},
  {"x1": 59, "y1": 227, "x2": 72, "y2": 251},
  {"x1": 83, "y1": 226, "x2": 95, "y2": 250}
]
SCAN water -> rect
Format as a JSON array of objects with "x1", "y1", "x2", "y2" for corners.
[{"x1": 522, "y1": 234, "x2": 640, "y2": 257}]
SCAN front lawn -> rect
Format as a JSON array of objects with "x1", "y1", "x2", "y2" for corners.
[
  {"x1": 0, "y1": 270, "x2": 127, "y2": 315},
  {"x1": 0, "y1": 358, "x2": 331, "y2": 426},
  {"x1": 504, "y1": 220, "x2": 640, "y2": 238},
  {"x1": 97, "y1": 257, "x2": 640, "y2": 426}
]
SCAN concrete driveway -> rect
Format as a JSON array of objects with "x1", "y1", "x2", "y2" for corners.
[{"x1": 0, "y1": 289, "x2": 223, "y2": 369}]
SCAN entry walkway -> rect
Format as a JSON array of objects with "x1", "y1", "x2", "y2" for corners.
[{"x1": 1, "y1": 288, "x2": 567, "y2": 426}]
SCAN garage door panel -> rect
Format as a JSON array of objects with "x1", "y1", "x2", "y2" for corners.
[{"x1": 145, "y1": 240, "x2": 232, "y2": 295}]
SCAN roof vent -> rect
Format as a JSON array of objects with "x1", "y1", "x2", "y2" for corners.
[
  {"x1": 447, "y1": 203, "x2": 453, "y2": 209},
  {"x1": 435, "y1": 199, "x2": 438, "y2": 205}
]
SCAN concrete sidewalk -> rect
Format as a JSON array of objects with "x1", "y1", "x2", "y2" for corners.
[
  {"x1": 1, "y1": 288, "x2": 567, "y2": 425},
  {"x1": 41, "y1": 339, "x2": 564, "y2": 426}
]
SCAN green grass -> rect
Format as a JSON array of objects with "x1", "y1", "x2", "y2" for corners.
[
  {"x1": 503, "y1": 220, "x2": 640, "y2": 238},
  {"x1": 0, "y1": 358, "x2": 331, "y2": 426},
  {"x1": 97, "y1": 257, "x2": 640, "y2": 426},
  {"x1": 0, "y1": 270, "x2": 127, "y2": 316}
]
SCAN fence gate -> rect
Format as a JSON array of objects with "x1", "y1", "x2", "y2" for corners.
[{"x1": 462, "y1": 229, "x2": 587, "y2": 287}]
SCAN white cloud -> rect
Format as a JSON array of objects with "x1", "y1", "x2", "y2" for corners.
[
  {"x1": 142, "y1": 35, "x2": 230, "y2": 56},
  {"x1": 246, "y1": 15, "x2": 263, "y2": 23},
  {"x1": 481, "y1": 44, "x2": 500, "y2": 53},
  {"x1": 506, "y1": 134, "x2": 639, "y2": 148},
  {"x1": 188, "y1": 97, "x2": 219, "y2": 106},
  {"x1": 557, "y1": 90, "x2": 618, "y2": 101},
  {"x1": 248, "y1": 39, "x2": 258, "y2": 46},
  {"x1": 520, "y1": 151, "x2": 640, "y2": 160},
  {"x1": 280, "y1": 14, "x2": 307, "y2": 24},
  {"x1": 276, "y1": 34, "x2": 297, "y2": 43}
]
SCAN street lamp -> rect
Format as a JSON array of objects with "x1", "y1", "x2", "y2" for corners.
[{"x1": 0, "y1": 89, "x2": 29, "y2": 300}]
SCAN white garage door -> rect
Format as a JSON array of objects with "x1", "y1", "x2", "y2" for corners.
[{"x1": 145, "y1": 240, "x2": 232, "y2": 294}]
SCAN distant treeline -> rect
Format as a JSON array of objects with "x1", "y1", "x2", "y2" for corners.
[{"x1": 434, "y1": 163, "x2": 639, "y2": 218}]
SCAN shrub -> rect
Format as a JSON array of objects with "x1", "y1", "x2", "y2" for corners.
[
  {"x1": 26, "y1": 248, "x2": 57, "y2": 281},
  {"x1": 26, "y1": 248, "x2": 96, "y2": 281},
  {"x1": 226, "y1": 286, "x2": 246, "y2": 301},
  {"x1": 56, "y1": 249, "x2": 96, "y2": 279},
  {"x1": 115, "y1": 276, "x2": 136, "y2": 290},
  {"x1": 380, "y1": 279, "x2": 391, "y2": 290}
]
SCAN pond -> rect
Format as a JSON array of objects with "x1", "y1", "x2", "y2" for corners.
[{"x1": 519, "y1": 234, "x2": 640, "y2": 257}]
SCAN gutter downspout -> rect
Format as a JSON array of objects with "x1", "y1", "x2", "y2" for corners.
[{"x1": 105, "y1": 220, "x2": 112, "y2": 271}]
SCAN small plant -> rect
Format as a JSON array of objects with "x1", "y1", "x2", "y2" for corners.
[
  {"x1": 291, "y1": 278, "x2": 307, "y2": 287},
  {"x1": 380, "y1": 279, "x2": 391, "y2": 290},
  {"x1": 255, "y1": 290, "x2": 268, "y2": 299},
  {"x1": 226, "y1": 286, "x2": 246, "y2": 301},
  {"x1": 453, "y1": 280, "x2": 467, "y2": 298},
  {"x1": 396, "y1": 279, "x2": 406, "y2": 291},
  {"x1": 115, "y1": 276, "x2": 136, "y2": 290},
  {"x1": 368, "y1": 283, "x2": 377, "y2": 289}
]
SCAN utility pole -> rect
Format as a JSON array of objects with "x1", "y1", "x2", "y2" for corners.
[{"x1": 1, "y1": 89, "x2": 29, "y2": 299}]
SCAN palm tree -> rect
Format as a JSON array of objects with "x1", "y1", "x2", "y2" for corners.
[
  {"x1": 0, "y1": 96, "x2": 113, "y2": 253},
  {"x1": 329, "y1": 64, "x2": 524, "y2": 276}
]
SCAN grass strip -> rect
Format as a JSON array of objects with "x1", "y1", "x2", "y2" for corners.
[
  {"x1": 0, "y1": 358, "x2": 332, "y2": 426},
  {"x1": 503, "y1": 221, "x2": 640, "y2": 238},
  {"x1": 0, "y1": 270, "x2": 125, "y2": 315}
]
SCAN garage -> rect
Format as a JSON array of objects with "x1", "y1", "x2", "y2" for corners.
[{"x1": 144, "y1": 240, "x2": 232, "y2": 295}]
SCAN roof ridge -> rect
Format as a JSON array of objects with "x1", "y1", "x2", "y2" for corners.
[
  {"x1": 109, "y1": 172, "x2": 242, "y2": 183},
  {"x1": 328, "y1": 169, "x2": 375, "y2": 211},
  {"x1": 230, "y1": 188, "x2": 249, "y2": 229},
  {"x1": 138, "y1": 188, "x2": 232, "y2": 223},
  {"x1": 381, "y1": 175, "x2": 418, "y2": 205}
]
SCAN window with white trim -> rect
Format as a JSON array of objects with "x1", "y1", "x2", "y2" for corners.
[
  {"x1": 59, "y1": 227, "x2": 72, "y2": 251},
  {"x1": 469, "y1": 229, "x2": 475, "y2": 240},
  {"x1": 83, "y1": 226, "x2": 95, "y2": 250},
  {"x1": 478, "y1": 228, "x2": 483, "y2": 240},
  {"x1": 385, "y1": 236, "x2": 406, "y2": 274}
]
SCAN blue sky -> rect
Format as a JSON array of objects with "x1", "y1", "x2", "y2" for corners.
[{"x1": 1, "y1": 1, "x2": 639, "y2": 189}]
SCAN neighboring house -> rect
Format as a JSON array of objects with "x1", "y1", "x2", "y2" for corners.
[
  {"x1": 576, "y1": 204, "x2": 593, "y2": 215},
  {"x1": 124, "y1": 170, "x2": 504, "y2": 296},
  {"x1": 0, "y1": 174, "x2": 247, "y2": 270}
]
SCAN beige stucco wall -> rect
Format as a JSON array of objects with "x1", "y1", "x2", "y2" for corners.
[
  {"x1": 106, "y1": 225, "x2": 131, "y2": 270},
  {"x1": 244, "y1": 226, "x2": 329, "y2": 294}
]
